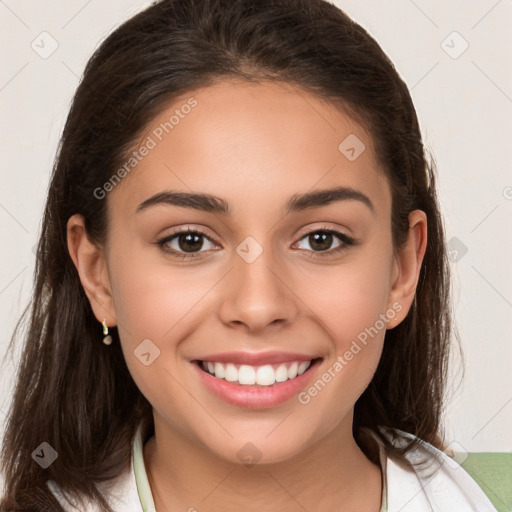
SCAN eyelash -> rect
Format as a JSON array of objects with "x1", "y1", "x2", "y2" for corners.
[{"x1": 156, "y1": 226, "x2": 356, "y2": 260}]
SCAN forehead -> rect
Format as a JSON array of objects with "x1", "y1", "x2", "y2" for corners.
[{"x1": 107, "y1": 79, "x2": 391, "y2": 222}]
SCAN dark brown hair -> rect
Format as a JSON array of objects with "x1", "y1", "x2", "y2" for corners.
[{"x1": 1, "y1": 0, "x2": 461, "y2": 510}]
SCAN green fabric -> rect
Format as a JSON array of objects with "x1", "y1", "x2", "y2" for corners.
[{"x1": 459, "y1": 452, "x2": 512, "y2": 512}]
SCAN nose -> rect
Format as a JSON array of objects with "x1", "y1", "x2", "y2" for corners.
[{"x1": 218, "y1": 246, "x2": 299, "y2": 334}]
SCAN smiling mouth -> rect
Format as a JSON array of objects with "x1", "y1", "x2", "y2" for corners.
[{"x1": 195, "y1": 359, "x2": 321, "y2": 386}]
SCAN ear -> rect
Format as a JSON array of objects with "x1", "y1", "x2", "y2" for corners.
[
  {"x1": 386, "y1": 209, "x2": 427, "y2": 329},
  {"x1": 66, "y1": 214, "x2": 117, "y2": 328}
]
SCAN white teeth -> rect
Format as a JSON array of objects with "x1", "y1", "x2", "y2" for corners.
[
  {"x1": 238, "y1": 365, "x2": 256, "y2": 385},
  {"x1": 257, "y1": 365, "x2": 276, "y2": 386},
  {"x1": 214, "y1": 362, "x2": 225, "y2": 378},
  {"x1": 200, "y1": 360, "x2": 313, "y2": 386},
  {"x1": 224, "y1": 363, "x2": 238, "y2": 382},
  {"x1": 287, "y1": 362, "x2": 298, "y2": 379},
  {"x1": 297, "y1": 361, "x2": 310, "y2": 375}
]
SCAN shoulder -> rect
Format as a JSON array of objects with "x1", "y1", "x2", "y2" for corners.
[
  {"x1": 46, "y1": 456, "x2": 143, "y2": 512},
  {"x1": 375, "y1": 426, "x2": 511, "y2": 512}
]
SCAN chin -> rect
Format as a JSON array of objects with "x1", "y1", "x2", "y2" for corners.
[{"x1": 207, "y1": 432, "x2": 310, "y2": 467}]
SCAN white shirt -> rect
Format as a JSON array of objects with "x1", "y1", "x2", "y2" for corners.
[{"x1": 46, "y1": 422, "x2": 499, "y2": 512}]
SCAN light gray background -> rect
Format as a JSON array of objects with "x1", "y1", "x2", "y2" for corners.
[{"x1": 1, "y1": 0, "x2": 511, "y2": 455}]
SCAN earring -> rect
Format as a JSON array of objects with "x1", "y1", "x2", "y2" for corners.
[{"x1": 102, "y1": 319, "x2": 113, "y2": 345}]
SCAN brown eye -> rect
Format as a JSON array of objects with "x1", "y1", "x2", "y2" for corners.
[
  {"x1": 307, "y1": 231, "x2": 335, "y2": 252},
  {"x1": 176, "y1": 232, "x2": 204, "y2": 253},
  {"x1": 295, "y1": 228, "x2": 356, "y2": 257},
  {"x1": 157, "y1": 228, "x2": 218, "y2": 259}
]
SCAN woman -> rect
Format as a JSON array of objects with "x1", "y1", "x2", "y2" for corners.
[{"x1": 1, "y1": 0, "x2": 506, "y2": 510}]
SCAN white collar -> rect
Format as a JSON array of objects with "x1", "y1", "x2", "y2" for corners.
[{"x1": 374, "y1": 425, "x2": 498, "y2": 511}]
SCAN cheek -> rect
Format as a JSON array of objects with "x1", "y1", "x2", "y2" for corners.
[
  {"x1": 109, "y1": 242, "x2": 213, "y2": 342},
  {"x1": 107, "y1": 250, "x2": 205, "y2": 418},
  {"x1": 107, "y1": 246, "x2": 223, "y2": 392},
  {"x1": 298, "y1": 249, "x2": 394, "y2": 348},
  {"x1": 294, "y1": 253, "x2": 393, "y2": 431}
]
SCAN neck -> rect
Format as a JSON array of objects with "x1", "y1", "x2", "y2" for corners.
[{"x1": 143, "y1": 415, "x2": 383, "y2": 512}]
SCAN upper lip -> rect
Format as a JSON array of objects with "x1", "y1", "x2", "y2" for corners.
[{"x1": 195, "y1": 351, "x2": 319, "y2": 366}]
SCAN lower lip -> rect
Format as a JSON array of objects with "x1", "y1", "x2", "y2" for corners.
[{"x1": 192, "y1": 359, "x2": 322, "y2": 409}]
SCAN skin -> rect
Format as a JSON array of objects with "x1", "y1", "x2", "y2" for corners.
[{"x1": 67, "y1": 79, "x2": 427, "y2": 511}]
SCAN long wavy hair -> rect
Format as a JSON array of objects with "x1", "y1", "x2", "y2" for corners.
[{"x1": 1, "y1": 0, "x2": 461, "y2": 510}]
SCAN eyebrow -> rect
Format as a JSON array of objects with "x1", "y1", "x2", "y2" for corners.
[{"x1": 135, "y1": 186, "x2": 375, "y2": 216}]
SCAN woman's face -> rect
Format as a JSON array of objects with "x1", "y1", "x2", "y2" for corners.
[{"x1": 78, "y1": 79, "x2": 425, "y2": 464}]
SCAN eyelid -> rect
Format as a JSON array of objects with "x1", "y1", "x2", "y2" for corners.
[
  {"x1": 297, "y1": 224, "x2": 352, "y2": 239},
  {"x1": 158, "y1": 225, "x2": 218, "y2": 243}
]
